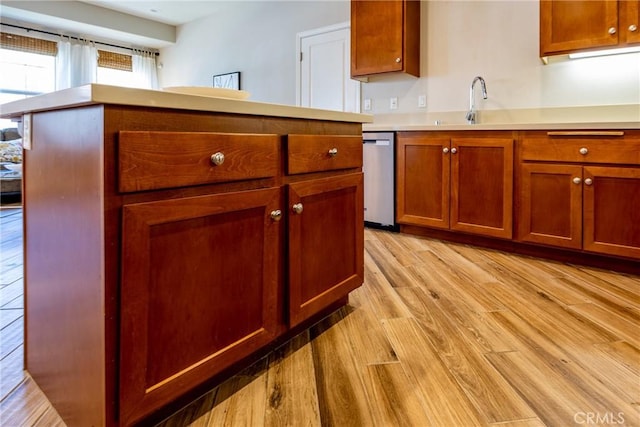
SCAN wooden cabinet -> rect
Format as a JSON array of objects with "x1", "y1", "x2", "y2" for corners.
[
  {"x1": 285, "y1": 134, "x2": 364, "y2": 326},
  {"x1": 288, "y1": 173, "x2": 364, "y2": 326},
  {"x1": 397, "y1": 132, "x2": 514, "y2": 239},
  {"x1": 119, "y1": 189, "x2": 282, "y2": 425},
  {"x1": 351, "y1": 0, "x2": 420, "y2": 78},
  {"x1": 21, "y1": 104, "x2": 364, "y2": 427},
  {"x1": 518, "y1": 131, "x2": 640, "y2": 259},
  {"x1": 540, "y1": 0, "x2": 640, "y2": 57}
]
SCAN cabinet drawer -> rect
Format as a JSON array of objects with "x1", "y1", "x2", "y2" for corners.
[
  {"x1": 521, "y1": 132, "x2": 640, "y2": 165},
  {"x1": 118, "y1": 131, "x2": 279, "y2": 192},
  {"x1": 287, "y1": 134, "x2": 362, "y2": 175}
]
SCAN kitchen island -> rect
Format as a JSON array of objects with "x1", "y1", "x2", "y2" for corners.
[{"x1": 0, "y1": 84, "x2": 372, "y2": 426}]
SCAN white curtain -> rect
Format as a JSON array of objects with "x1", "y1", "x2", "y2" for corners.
[
  {"x1": 56, "y1": 38, "x2": 98, "y2": 90},
  {"x1": 132, "y1": 50, "x2": 159, "y2": 89}
]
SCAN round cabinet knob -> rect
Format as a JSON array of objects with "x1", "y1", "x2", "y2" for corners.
[
  {"x1": 270, "y1": 210, "x2": 283, "y2": 221},
  {"x1": 443, "y1": 147, "x2": 450, "y2": 154},
  {"x1": 210, "y1": 152, "x2": 225, "y2": 166},
  {"x1": 395, "y1": 57, "x2": 401, "y2": 63},
  {"x1": 451, "y1": 147, "x2": 458, "y2": 154},
  {"x1": 584, "y1": 178, "x2": 593, "y2": 186},
  {"x1": 630, "y1": 24, "x2": 638, "y2": 32},
  {"x1": 328, "y1": 148, "x2": 338, "y2": 157},
  {"x1": 573, "y1": 177, "x2": 582, "y2": 185},
  {"x1": 579, "y1": 147, "x2": 588, "y2": 155},
  {"x1": 608, "y1": 27, "x2": 617, "y2": 35},
  {"x1": 292, "y1": 203, "x2": 304, "y2": 214}
]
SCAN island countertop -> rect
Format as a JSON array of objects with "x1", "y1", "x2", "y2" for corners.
[{"x1": 0, "y1": 83, "x2": 373, "y2": 124}]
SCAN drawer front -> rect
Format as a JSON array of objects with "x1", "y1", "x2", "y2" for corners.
[
  {"x1": 119, "y1": 131, "x2": 279, "y2": 192},
  {"x1": 287, "y1": 134, "x2": 363, "y2": 175},
  {"x1": 521, "y1": 132, "x2": 640, "y2": 165}
]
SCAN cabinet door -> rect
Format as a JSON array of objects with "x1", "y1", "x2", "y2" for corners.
[
  {"x1": 288, "y1": 173, "x2": 364, "y2": 327},
  {"x1": 623, "y1": 0, "x2": 640, "y2": 44},
  {"x1": 119, "y1": 188, "x2": 282, "y2": 425},
  {"x1": 518, "y1": 163, "x2": 583, "y2": 249},
  {"x1": 540, "y1": 0, "x2": 619, "y2": 56},
  {"x1": 583, "y1": 166, "x2": 640, "y2": 259},
  {"x1": 351, "y1": 0, "x2": 404, "y2": 76},
  {"x1": 396, "y1": 135, "x2": 450, "y2": 228},
  {"x1": 450, "y1": 138, "x2": 514, "y2": 239}
]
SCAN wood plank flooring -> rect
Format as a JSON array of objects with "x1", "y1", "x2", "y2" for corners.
[{"x1": 1, "y1": 206, "x2": 638, "y2": 427}]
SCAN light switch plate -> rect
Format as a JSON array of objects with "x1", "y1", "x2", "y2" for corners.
[
  {"x1": 363, "y1": 98, "x2": 372, "y2": 111},
  {"x1": 390, "y1": 97, "x2": 398, "y2": 110},
  {"x1": 418, "y1": 95, "x2": 426, "y2": 108}
]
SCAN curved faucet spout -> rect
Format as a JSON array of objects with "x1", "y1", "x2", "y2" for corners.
[{"x1": 467, "y1": 76, "x2": 487, "y2": 124}]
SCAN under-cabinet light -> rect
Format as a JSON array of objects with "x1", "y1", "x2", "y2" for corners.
[{"x1": 568, "y1": 46, "x2": 640, "y2": 59}]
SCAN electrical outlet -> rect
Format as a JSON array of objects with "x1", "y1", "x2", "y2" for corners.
[
  {"x1": 363, "y1": 98, "x2": 372, "y2": 111},
  {"x1": 418, "y1": 94, "x2": 426, "y2": 108},
  {"x1": 390, "y1": 97, "x2": 398, "y2": 110}
]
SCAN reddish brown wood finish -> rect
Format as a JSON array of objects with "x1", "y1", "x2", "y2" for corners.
[
  {"x1": 288, "y1": 173, "x2": 364, "y2": 327},
  {"x1": 517, "y1": 130, "x2": 640, "y2": 260},
  {"x1": 521, "y1": 133, "x2": 639, "y2": 165},
  {"x1": 396, "y1": 132, "x2": 514, "y2": 239},
  {"x1": 286, "y1": 134, "x2": 362, "y2": 175},
  {"x1": 118, "y1": 132, "x2": 279, "y2": 192},
  {"x1": 583, "y1": 166, "x2": 640, "y2": 258},
  {"x1": 623, "y1": 0, "x2": 640, "y2": 43},
  {"x1": 351, "y1": 0, "x2": 420, "y2": 78},
  {"x1": 22, "y1": 103, "x2": 363, "y2": 427},
  {"x1": 119, "y1": 188, "x2": 282, "y2": 425},
  {"x1": 540, "y1": 0, "x2": 640, "y2": 57},
  {"x1": 518, "y1": 163, "x2": 583, "y2": 249},
  {"x1": 540, "y1": 0, "x2": 619, "y2": 56},
  {"x1": 24, "y1": 106, "x2": 108, "y2": 427},
  {"x1": 396, "y1": 134, "x2": 450, "y2": 228},
  {"x1": 450, "y1": 138, "x2": 514, "y2": 239}
]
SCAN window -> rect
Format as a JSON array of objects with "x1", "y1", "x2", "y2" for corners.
[{"x1": 0, "y1": 48, "x2": 55, "y2": 129}]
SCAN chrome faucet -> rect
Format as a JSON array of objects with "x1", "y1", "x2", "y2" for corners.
[{"x1": 466, "y1": 76, "x2": 487, "y2": 124}]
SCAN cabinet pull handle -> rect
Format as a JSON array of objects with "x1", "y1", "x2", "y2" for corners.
[
  {"x1": 572, "y1": 177, "x2": 582, "y2": 185},
  {"x1": 579, "y1": 147, "x2": 588, "y2": 155},
  {"x1": 608, "y1": 27, "x2": 617, "y2": 35},
  {"x1": 328, "y1": 148, "x2": 338, "y2": 157},
  {"x1": 547, "y1": 131, "x2": 624, "y2": 137},
  {"x1": 584, "y1": 178, "x2": 593, "y2": 186},
  {"x1": 292, "y1": 203, "x2": 304, "y2": 214},
  {"x1": 395, "y1": 57, "x2": 401, "y2": 63},
  {"x1": 451, "y1": 147, "x2": 457, "y2": 154},
  {"x1": 443, "y1": 147, "x2": 450, "y2": 154},
  {"x1": 210, "y1": 152, "x2": 225, "y2": 166},
  {"x1": 630, "y1": 24, "x2": 638, "y2": 32},
  {"x1": 270, "y1": 210, "x2": 283, "y2": 221}
]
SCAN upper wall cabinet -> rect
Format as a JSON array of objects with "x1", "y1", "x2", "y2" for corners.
[
  {"x1": 540, "y1": 0, "x2": 640, "y2": 58},
  {"x1": 351, "y1": 0, "x2": 420, "y2": 78}
]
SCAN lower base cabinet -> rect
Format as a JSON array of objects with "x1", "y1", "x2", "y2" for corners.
[
  {"x1": 396, "y1": 132, "x2": 514, "y2": 239},
  {"x1": 22, "y1": 103, "x2": 364, "y2": 427},
  {"x1": 288, "y1": 173, "x2": 364, "y2": 326},
  {"x1": 119, "y1": 188, "x2": 283, "y2": 425}
]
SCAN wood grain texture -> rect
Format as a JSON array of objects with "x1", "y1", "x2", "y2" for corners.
[{"x1": 2, "y1": 209, "x2": 638, "y2": 427}]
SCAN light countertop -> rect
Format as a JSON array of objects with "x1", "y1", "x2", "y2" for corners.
[
  {"x1": 0, "y1": 84, "x2": 374, "y2": 124},
  {"x1": 365, "y1": 105, "x2": 640, "y2": 132}
]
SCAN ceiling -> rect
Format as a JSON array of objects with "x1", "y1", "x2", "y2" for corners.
[{"x1": 81, "y1": 0, "x2": 227, "y2": 26}]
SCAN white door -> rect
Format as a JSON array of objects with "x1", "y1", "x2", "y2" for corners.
[{"x1": 297, "y1": 22, "x2": 360, "y2": 113}]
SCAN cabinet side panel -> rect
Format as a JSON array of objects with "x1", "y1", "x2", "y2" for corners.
[{"x1": 24, "y1": 106, "x2": 106, "y2": 427}]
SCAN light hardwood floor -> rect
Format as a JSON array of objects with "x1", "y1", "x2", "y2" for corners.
[{"x1": 1, "y1": 206, "x2": 639, "y2": 426}]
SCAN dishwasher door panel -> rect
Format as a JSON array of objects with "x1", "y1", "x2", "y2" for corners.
[{"x1": 363, "y1": 133, "x2": 395, "y2": 228}]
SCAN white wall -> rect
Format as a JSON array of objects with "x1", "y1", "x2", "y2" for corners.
[
  {"x1": 159, "y1": 0, "x2": 640, "y2": 117},
  {"x1": 159, "y1": 1, "x2": 349, "y2": 105}
]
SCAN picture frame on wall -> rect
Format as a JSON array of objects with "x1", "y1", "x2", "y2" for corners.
[{"x1": 213, "y1": 72, "x2": 241, "y2": 90}]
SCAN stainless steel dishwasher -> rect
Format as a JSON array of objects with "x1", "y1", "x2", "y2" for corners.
[{"x1": 362, "y1": 131, "x2": 396, "y2": 230}]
